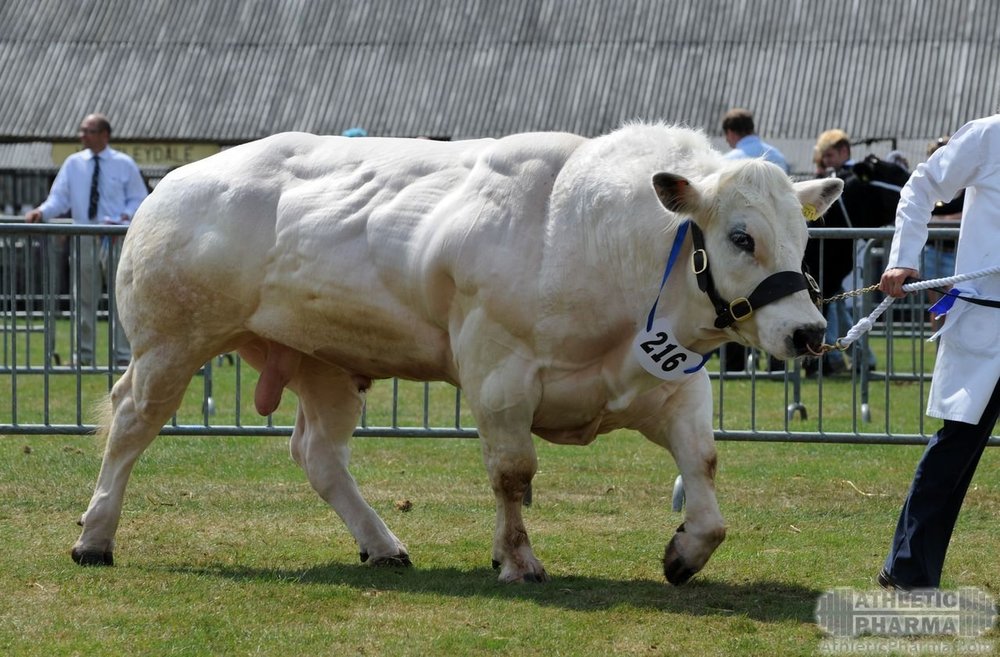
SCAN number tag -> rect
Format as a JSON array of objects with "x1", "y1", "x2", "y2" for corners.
[{"x1": 631, "y1": 318, "x2": 704, "y2": 381}]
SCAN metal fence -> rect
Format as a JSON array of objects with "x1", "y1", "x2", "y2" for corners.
[{"x1": 2, "y1": 220, "x2": 996, "y2": 445}]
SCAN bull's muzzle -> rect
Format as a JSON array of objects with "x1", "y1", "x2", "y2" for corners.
[{"x1": 791, "y1": 324, "x2": 826, "y2": 356}]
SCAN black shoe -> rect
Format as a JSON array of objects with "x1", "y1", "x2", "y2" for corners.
[
  {"x1": 826, "y1": 358, "x2": 847, "y2": 376},
  {"x1": 877, "y1": 568, "x2": 913, "y2": 591},
  {"x1": 719, "y1": 343, "x2": 748, "y2": 372},
  {"x1": 804, "y1": 355, "x2": 846, "y2": 378}
]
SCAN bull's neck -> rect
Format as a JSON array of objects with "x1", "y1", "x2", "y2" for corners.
[{"x1": 641, "y1": 224, "x2": 735, "y2": 356}]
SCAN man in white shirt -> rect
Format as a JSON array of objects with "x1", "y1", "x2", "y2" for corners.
[
  {"x1": 26, "y1": 113, "x2": 148, "y2": 366},
  {"x1": 877, "y1": 112, "x2": 1000, "y2": 590}
]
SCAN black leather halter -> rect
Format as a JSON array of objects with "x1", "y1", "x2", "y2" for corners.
[{"x1": 689, "y1": 222, "x2": 821, "y2": 329}]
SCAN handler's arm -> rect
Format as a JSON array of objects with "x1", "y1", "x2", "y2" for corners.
[{"x1": 885, "y1": 120, "x2": 983, "y2": 272}]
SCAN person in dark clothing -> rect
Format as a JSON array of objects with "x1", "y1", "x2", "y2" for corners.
[{"x1": 802, "y1": 129, "x2": 904, "y2": 375}]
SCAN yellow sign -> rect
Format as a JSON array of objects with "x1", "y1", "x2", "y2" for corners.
[{"x1": 51, "y1": 142, "x2": 220, "y2": 169}]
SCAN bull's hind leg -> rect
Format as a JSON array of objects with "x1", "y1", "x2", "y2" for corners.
[
  {"x1": 71, "y1": 343, "x2": 208, "y2": 565},
  {"x1": 632, "y1": 377, "x2": 726, "y2": 585},
  {"x1": 284, "y1": 356, "x2": 409, "y2": 566}
]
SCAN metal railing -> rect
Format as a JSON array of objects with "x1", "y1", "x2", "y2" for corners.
[{"x1": 2, "y1": 220, "x2": 995, "y2": 445}]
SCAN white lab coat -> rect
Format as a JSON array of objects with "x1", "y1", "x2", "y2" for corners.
[{"x1": 886, "y1": 114, "x2": 1000, "y2": 424}]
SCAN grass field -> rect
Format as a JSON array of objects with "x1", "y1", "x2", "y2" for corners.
[
  {"x1": 2, "y1": 431, "x2": 997, "y2": 656},
  {"x1": 3, "y1": 319, "x2": 997, "y2": 655}
]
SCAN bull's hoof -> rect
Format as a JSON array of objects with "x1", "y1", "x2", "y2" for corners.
[
  {"x1": 359, "y1": 551, "x2": 369, "y2": 563},
  {"x1": 369, "y1": 553, "x2": 412, "y2": 568},
  {"x1": 522, "y1": 569, "x2": 549, "y2": 583},
  {"x1": 71, "y1": 547, "x2": 114, "y2": 566},
  {"x1": 498, "y1": 568, "x2": 549, "y2": 584},
  {"x1": 662, "y1": 536, "x2": 696, "y2": 585},
  {"x1": 495, "y1": 561, "x2": 549, "y2": 583}
]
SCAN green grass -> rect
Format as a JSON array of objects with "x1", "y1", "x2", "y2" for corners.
[
  {"x1": 3, "y1": 318, "x2": 996, "y2": 655},
  {"x1": 1, "y1": 433, "x2": 997, "y2": 656}
]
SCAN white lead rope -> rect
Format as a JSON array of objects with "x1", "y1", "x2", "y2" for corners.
[{"x1": 835, "y1": 265, "x2": 1000, "y2": 349}]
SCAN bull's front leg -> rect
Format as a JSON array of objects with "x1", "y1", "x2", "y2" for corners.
[
  {"x1": 464, "y1": 354, "x2": 547, "y2": 583},
  {"x1": 481, "y1": 426, "x2": 546, "y2": 583},
  {"x1": 633, "y1": 374, "x2": 726, "y2": 584}
]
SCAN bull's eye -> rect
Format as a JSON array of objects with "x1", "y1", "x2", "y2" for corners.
[{"x1": 729, "y1": 229, "x2": 755, "y2": 254}]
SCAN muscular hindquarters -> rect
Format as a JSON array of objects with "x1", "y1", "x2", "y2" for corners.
[{"x1": 116, "y1": 170, "x2": 280, "y2": 360}]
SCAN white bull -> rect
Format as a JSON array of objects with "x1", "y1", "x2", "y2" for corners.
[{"x1": 71, "y1": 123, "x2": 843, "y2": 583}]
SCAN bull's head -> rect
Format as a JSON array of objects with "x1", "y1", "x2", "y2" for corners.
[{"x1": 652, "y1": 162, "x2": 843, "y2": 360}]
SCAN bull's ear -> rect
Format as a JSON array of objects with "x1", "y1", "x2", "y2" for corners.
[
  {"x1": 652, "y1": 172, "x2": 701, "y2": 214},
  {"x1": 792, "y1": 178, "x2": 844, "y2": 221}
]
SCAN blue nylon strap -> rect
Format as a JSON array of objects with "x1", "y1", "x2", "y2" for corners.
[
  {"x1": 928, "y1": 288, "x2": 961, "y2": 315},
  {"x1": 683, "y1": 352, "x2": 712, "y2": 374},
  {"x1": 640, "y1": 219, "x2": 709, "y2": 375},
  {"x1": 927, "y1": 286, "x2": 1000, "y2": 314},
  {"x1": 645, "y1": 220, "x2": 690, "y2": 332}
]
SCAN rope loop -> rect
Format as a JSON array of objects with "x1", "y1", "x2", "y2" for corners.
[{"x1": 815, "y1": 266, "x2": 1000, "y2": 352}]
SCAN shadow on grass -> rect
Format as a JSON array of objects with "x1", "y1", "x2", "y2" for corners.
[{"x1": 160, "y1": 561, "x2": 821, "y2": 622}]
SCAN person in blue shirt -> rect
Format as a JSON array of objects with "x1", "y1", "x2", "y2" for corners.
[
  {"x1": 721, "y1": 108, "x2": 790, "y2": 173},
  {"x1": 717, "y1": 108, "x2": 791, "y2": 371},
  {"x1": 26, "y1": 113, "x2": 148, "y2": 367}
]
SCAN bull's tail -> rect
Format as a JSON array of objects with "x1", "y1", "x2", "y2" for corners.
[{"x1": 90, "y1": 394, "x2": 113, "y2": 446}]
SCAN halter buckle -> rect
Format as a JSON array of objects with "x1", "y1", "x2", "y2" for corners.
[
  {"x1": 692, "y1": 249, "x2": 708, "y2": 274},
  {"x1": 804, "y1": 271, "x2": 822, "y2": 308},
  {"x1": 729, "y1": 297, "x2": 753, "y2": 322}
]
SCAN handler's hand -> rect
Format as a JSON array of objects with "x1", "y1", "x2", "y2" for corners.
[
  {"x1": 879, "y1": 267, "x2": 919, "y2": 298},
  {"x1": 25, "y1": 209, "x2": 42, "y2": 223}
]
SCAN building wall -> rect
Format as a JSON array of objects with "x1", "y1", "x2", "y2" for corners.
[{"x1": 1, "y1": 0, "x2": 997, "y2": 178}]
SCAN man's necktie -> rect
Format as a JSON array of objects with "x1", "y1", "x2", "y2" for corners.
[{"x1": 88, "y1": 155, "x2": 100, "y2": 221}]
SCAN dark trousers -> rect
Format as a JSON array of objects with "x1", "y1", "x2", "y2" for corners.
[{"x1": 883, "y1": 376, "x2": 1000, "y2": 588}]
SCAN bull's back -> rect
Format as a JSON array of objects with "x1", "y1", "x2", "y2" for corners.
[{"x1": 120, "y1": 131, "x2": 585, "y2": 380}]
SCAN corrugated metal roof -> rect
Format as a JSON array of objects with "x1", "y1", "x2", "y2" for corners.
[{"x1": 1, "y1": 0, "x2": 998, "y2": 173}]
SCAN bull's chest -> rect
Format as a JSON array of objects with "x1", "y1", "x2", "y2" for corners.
[{"x1": 530, "y1": 358, "x2": 679, "y2": 445}]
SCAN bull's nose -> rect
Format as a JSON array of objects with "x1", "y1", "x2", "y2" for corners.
[{"x1": 790, "y1": 324, "x2": 826, "y2": 356}]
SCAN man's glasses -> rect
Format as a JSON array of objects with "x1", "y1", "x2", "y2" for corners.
[{"x1": 78, "y1": 128, "x2": 104, "y2": 134}]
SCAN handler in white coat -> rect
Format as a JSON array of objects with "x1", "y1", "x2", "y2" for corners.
[{"x1": 877, "y1": 112, "x2": 1000, "y2": 590}]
